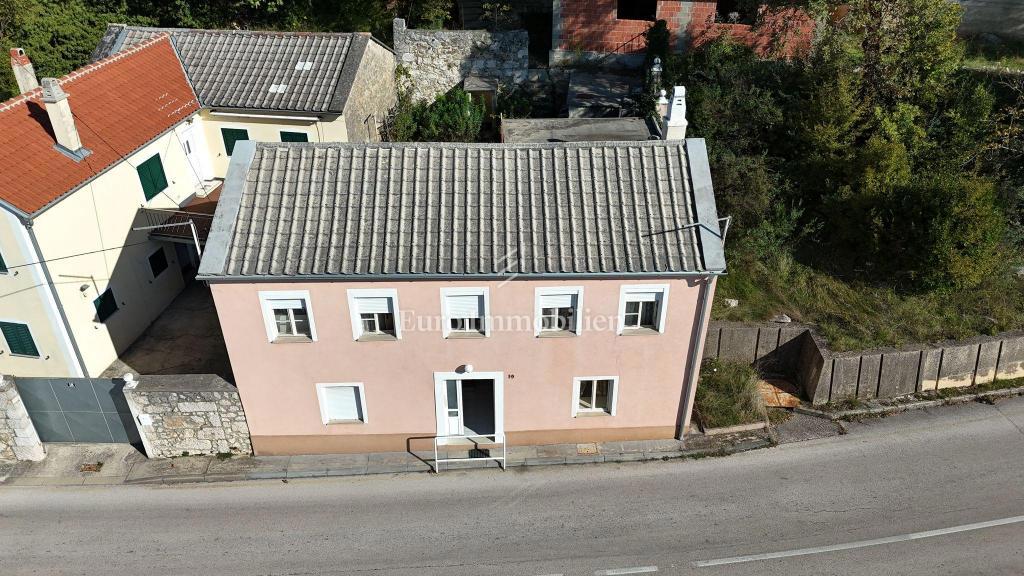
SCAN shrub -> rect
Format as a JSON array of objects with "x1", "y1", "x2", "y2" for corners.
[
  {"x1": 418, "y1": 89, "x2": 485, "y2": 142},
  {"x1": 695, "y1": 359, "x2": 766, "y2": 429}
]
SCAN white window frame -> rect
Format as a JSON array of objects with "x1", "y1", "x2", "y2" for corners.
[
  {"x1": 572, "y1": 376, "x2": 619, "y2": 417},
  {"x1": 440, "y1": 287, "x2": 490, "y2": 338},
  {"x1": 316, "y1": 382, "x2": 367, "y2": 424},
  {"x1": 617, "y1": 284, "x2": 670, "y2": 334},
  {"x1": 258, "y1": 290, "x2": 317, "y2": 342},
  {"x1": 534, "y1": 286, "x2": 584, "y2": 336},
  {"x1": 346, "y1": 288, "x2": 401, "y2": 340}
]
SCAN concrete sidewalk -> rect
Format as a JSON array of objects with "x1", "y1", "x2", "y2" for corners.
[{"x1": 0, "y1": 426, "x2": 797, "y2": 486}]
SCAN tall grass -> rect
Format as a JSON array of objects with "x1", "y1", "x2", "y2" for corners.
[
  {"x1": 695, "y1": 359, "x2": 766, "y2": 429},
  {"x1": 713, "y1": 254, "x2": 1024, "y2": 352}
]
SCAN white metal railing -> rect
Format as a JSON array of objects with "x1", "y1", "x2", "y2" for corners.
[{"x1": 432, "y1": 434, "x2": 506, "y2": 473}]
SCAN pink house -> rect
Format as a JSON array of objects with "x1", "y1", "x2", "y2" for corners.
[{"x1": 198, "y1": 139, "x2": 726, "y2": 455}]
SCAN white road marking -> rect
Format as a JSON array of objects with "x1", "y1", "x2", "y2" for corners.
[
  {"x1": 595, "y1": 567, "x2": 658, "y2": 575},
  {"x1": 693, "y1": 514, "x2": 1024, "y2": 567}
]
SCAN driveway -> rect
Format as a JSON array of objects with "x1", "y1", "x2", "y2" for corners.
[
  {"x1": 102, "y1": 282, "x2": 232, "y2": 382},
  {"x1": 2, "y1": 397, "x2": 1022, "y2": 575}
]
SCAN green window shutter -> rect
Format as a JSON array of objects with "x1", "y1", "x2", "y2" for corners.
[
  {"x1": 221, "y1": 128, "x2": 250, "y2": 156},
  {"x1": 280, "y1": 131, "x2": 309, "y2": 143},
  {"x1": 137, "y1": 154, "x2": 168, "y2": 201},
  {"x1": 94, "y1": 288, "x2": 119, "y2": 323},
  {"x1": 0, "y1": 321, "x2": 39, "y2": 357},
  {"x1": 0, "y1": 250, "x2": 7, "y2": 274}
]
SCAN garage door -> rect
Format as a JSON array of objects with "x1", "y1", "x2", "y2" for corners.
[{"x1": 14, "y1": 377, "x2": 141, "y2": 444}]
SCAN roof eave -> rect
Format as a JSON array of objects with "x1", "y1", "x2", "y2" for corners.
[{"x1": 198, "y1": 270, "x2": 727, "y2": 283}]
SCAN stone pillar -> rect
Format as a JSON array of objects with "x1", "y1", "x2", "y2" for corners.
[{"x1": 0, "y1": 376, "x2": 45, "y2": 461}]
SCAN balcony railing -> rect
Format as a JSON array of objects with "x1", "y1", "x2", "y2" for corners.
[{"x1": 136, "y1": 208, "x2": 215, "y2": 252}]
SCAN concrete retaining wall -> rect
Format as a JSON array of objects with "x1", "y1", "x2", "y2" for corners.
[
  {"x1": 0, "y1": 376, "x2": 44, "y2": 461},
  {"x1": 704, "y1": 321, "x2": 1024, "y2": 405},
  {"x1": 124, "y1": 375, "x2": 252, "y2": 458},
  {"x1": 393, "y1": 18, "x2": 529, "y2": 102}
]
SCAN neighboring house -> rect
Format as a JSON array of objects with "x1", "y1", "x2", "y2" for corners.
[
  {"x1": 198, "y1": 138, "x2": 726, "y2": 455},
  {"x1": 92, "y1": 25, "x2": 397, "y2": 176},
  {"x1": 550, "y1": 0, "x2": 815, "y2": 65},
  {"x1": 956, "y1": 0, "x2": 1024, "y2": 40},
  {"x1": 0, "y1": 37, "x2": 201, "y2": 378}
]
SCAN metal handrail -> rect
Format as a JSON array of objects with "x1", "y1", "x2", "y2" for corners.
[
  {"x1": 592, "y1": 28, "x2": 648, "y2": 67},
  {"x1": 433, "y1": 433, "x2": 506, "y2": 473}
]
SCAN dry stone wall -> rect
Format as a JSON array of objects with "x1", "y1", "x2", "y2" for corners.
[
  {"x1": 393, "y1": 18, "x2": 529, "y2": 102},
  {"x1": 124, "y1": 375, "x2": 251, "y2": 458},
  {"x1": 0, "y1": 376, "x2": 44, "y2": 461}
]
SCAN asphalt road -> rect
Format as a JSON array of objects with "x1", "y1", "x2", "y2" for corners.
[{"x1": 3, "y1": 397, "x2": 1023, "y2": 576}]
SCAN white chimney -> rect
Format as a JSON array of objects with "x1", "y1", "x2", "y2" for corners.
[
  {"x1": 664, "y1": 85, "x2": 688, "y2": 141},
  {"x1": 9, "y1": 48, "x2": 39, "y2": 94},
  {"x1": 40, "y1": 78, "x2": 84, "y2": 155}
]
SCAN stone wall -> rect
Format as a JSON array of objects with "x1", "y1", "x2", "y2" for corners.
[
  {"x1": 0, "y1": 376, "x2": 44, "y2": 461},
  {"x1": 704, "y1": 321, "x2": 1024, "y2": 405},
  {"x1": 342, "y1": 37, "x2": 397, "y2": 142},
  {"x1": 393, "y1": 18, "x2": 529, "y2": 102},
  {"x1": 124, "y1": 375, "x2": 252, "y2": 458}
]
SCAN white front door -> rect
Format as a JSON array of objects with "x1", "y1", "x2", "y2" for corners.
[
  {"x1": 433, "y1": 372, "x2": 504, "y2": 443},
  {"x1": 444, "y1": 379, "x2": 464, "y2": 436}
]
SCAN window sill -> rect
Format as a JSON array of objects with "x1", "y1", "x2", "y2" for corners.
[
  {"x1": 357, "y1": 333, "x2": 398, "y2": 342},
  {"x1": 538, "y1": 330, "x2": 577, "y2": 338},
  {"x1": 620, "y1": 327, "x2": 661, "y2": 336},
  {"x1": 7, "y1": 353, "x2": 40, "y2": 359},
  {"x1": 575, "y1": 410, "x2": 612, "y2": 418},
  {"x1": 272, "y1": 335, "x2": 314, "y2": 344},
  {"x1": 447, "y1": 332, "x2": 487, "y2": 340},
  {"x1": 324, "y1": 419, "x2": 365, "y2": 425}
]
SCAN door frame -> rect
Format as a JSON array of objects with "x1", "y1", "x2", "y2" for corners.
[
  {"x1": 433, "y1": 371, "x2": 504, "y2": 444},
  {"x1": 179, "y1": 123, "x2": 213, "y2": 182}
]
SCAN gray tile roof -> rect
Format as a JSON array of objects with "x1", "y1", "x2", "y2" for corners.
[
  {"x1": 198, "y1": 140, "x2": 726, "y2": 280},
  {"x1": 92, "y1": 24, "x2": 375, "y2": 113}
]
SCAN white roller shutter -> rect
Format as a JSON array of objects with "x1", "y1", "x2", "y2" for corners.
[
  {"x1": 540, "y1": 293, "x2": 575, "y2": 308},
  {"x1": 270, "y1": 298, "x2": 304, "y2": 309},
  {"x1": 628, "y1": 292, "x2": 659, "y2": 302},
  {"x1": 356, "y1": 297, "x2": 391, "y2": 314},
  {"x1": 324, "y1": 386, "x2": 361, "y2": 421},
  {"x1": 447, "y1": 294, "x2": 482, "y2": 318}
]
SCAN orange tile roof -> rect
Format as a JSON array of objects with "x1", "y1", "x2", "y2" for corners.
[{"x1": 0, "y1": 35, "x2": 199, "y2": 216}]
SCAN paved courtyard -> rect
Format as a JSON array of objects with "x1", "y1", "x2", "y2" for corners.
[{"x1": 102, "y1": 282, "x2": 232, "y2": 382}]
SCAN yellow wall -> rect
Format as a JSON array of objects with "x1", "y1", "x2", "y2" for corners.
[
  {"x1": 0, "y1": 209, "x2": 80, "y2": 376},
  {"x1": 29, "y1": 121, "x2": 201, "y2": 376},
  {"x1": 199, "y1": 110, "x2": 350, "y2": 177}
]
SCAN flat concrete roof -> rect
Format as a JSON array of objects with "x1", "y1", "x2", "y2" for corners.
[{"x1": 501, "y1": 117, "x2": 660, "y2": 143}]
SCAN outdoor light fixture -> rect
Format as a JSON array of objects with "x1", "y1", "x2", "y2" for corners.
[{"x1": 458, "y1": 364, "x2": 474, "y2": 374}]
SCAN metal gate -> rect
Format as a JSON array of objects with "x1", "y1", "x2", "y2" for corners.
[{"x1": 14, "y1": 377, "x2": 141, "y2": 444}]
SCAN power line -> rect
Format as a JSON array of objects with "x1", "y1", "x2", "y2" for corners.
[{"x1": 6, "y1": 240, "x2": 154, "y2": 272}]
